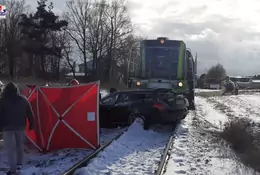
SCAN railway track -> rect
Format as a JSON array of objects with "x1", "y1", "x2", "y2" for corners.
[
  {"x1": 154, "y1": 122, "x2": 178, "y2": 175},
  {"x1": 62, "y1": 128, "x2": 128, "y2": 175},
  {"x1": 62, "y1": 121, "x2": 179, "y2": 175}
]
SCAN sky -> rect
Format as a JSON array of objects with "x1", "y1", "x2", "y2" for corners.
[{"x1": 26, "y1": 0, "x2": 260, "y2": 76}]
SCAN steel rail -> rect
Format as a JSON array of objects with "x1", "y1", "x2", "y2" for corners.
[
  {"x1": 154, "y1": 123, "x2": 179, "y2": 175},
  {"x1": 62, "y1": 129, "x2": 127, "y2": 175}
]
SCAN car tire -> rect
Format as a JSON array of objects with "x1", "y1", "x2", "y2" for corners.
[{"x1": 128, "y1": 113, "x2": 149, "y2": 130}]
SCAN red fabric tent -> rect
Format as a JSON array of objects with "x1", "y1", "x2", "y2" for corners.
[
  {"x1": 24, "y1": 81, "x2": 100, "y2": 152},
  {"x1": 23, "y1": 85, "x2": 36, "y2": 97}
]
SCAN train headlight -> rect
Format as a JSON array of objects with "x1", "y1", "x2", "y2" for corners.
[
  {"x1": 136, "y1": 81, "x2": 141, "y2": 86},
  {"x1": 178, "y1": 82, "x2": 183, "y2": 87}
]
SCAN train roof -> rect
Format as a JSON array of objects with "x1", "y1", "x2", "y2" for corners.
[{"x1": 143, "y1": 39, "x2": 184, "y2": 43}]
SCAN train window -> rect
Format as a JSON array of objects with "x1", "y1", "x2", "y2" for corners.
[
  {"x1": 155, "y1": 58, "x2": 167, "y2": 69},
  {"x1": 171, "y1": 50, "x2": 179, "y2": 59}
]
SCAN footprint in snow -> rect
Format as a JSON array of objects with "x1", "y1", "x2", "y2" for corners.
[
  {"x1": 174, "y1": 170, "x2": 187, "y2": 174},
  {"x1": 175, "y1": 143, "x2": 181, "y2": 147},
  {"x1": 179, "y1": 163, "x2": 185, "y2": 166},
  {"x1": 180, "y1": 140, "x2": 188, "y2": 143},
  {"x1": 173, "y1": 159, "x2": 184, "y2": 163},
  {"x1": 190, "y1": 167, "x2": 197, "y2": 171},
  {"x1": 175, "y1": 152, "x2": 185, "y2": 157}
]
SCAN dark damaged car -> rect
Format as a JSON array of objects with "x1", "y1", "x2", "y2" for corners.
[{"x1": 99, "y1": 88, "x2": 189, "y2": 130}]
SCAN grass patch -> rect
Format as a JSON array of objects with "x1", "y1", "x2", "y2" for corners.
[
  {"x1": 219, "y1": 118, "x2": 260, "y2": 173},
  {"x1": 192, "y1": 115, "x2": 259, "y2": 174}
]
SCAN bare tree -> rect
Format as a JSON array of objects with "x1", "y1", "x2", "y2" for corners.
[
  {"x1": 3, "y1": 0, "x2": 29, "y2": 78},
  {"x1": 87, "y1": 0, "x2": 107, "y2": 74},
  {"x1": 65, "y1": 0, "x2": 91, "y2": 78},
  {"x1": 64, "y1": 0, "x2": 135, "y2": 84},
  {"x1": 103, "y1": 0, "x2": 133, "y2": 81},
  {"x1": 59, "y1": 27, "x2": 77, "y2": 78}
]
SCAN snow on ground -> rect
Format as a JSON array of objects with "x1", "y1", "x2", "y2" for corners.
[
  {"x1": 75, "y1": 96, "x2": 257, "y2": 175},
  {"x1": 195, "y1": 88, "x2": 220, "y2": 93},
  {"x1": 99, "y1": 127, "x2": 127, "y2": 145},
  {"x1": 0, "y1": 147, "x2": 91, "y2": 175},
  {"x1": 75, "y1": 122, "x2": 173, "y2": 175},
  {"x1": 165, "y1": 97, "x2": 258, "y2": 175},
  {"x1": 195, "y1": 97, "x2": 228, "y2": 130},
  {"x1": 0, "y1": 128, "x2": 124, "y2": 175},
  {"x1": 207, "y1": 93, "x2": 260, "y2": 123},
  {"x1": 2, "y1": 93, "x2": 259, "y2": 175},
  {"x1": 195, "y1": 88, "x2": 260, "y2": 96}
]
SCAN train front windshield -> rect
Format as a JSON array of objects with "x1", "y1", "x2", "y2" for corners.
[{"x1": 146, "y1": 47, "x2": 180, "y2": 79}]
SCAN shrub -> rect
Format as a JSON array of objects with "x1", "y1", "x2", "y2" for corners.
[{"x1": 220, "y1": 118, "x2": 260, "y2": 172}]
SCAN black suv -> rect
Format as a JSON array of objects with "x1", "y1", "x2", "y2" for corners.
[{"x1": 100, "y1": 88, "x2": 189, "y2": 130}]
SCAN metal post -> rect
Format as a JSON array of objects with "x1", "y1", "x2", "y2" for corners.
[{"x1": 127, "y1": 46, "x2": 133, "y2": 87}]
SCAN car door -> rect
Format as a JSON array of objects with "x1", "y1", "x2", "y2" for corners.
[
  {"x1": 110, "y1": 93, "x2": 131, "y2": 125},
  {"x1": 99, "y1": 93, "x2": 119, "y2": 127}
]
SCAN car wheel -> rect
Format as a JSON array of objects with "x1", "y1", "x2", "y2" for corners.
[{"x1": 129, "y1": 113, "x2": 149, "y2": 130}]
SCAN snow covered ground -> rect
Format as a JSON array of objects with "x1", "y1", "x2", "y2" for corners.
[
  {"x1": 195, "y1": 88, "x2": 220, "y2": 93},
  {"x1": 74, "y1": 122, "x2": 173, "y2": 175},
  {"x1": 1, "y1": 92, "x2": 260, "y2": 175},
  {"x1": 74, "y1": 95, "x2": 259, "y2": 175},
  {"x1": 0, "y1": 128, "x2": 124, "y2": 175},
  {"x1": 73, "y1": 95, "x2": 260, "y2": 175},
  {"x1": 0, "y1": 146, "x2": 91, "y2": 175},
  {"x1": 165, "y1": 96, "x2": 258, "y2": 175},
  {"x1": 207, "y1": 94, "x2": 260, "y2": 122},
  {"x1": 195, "y1": 88, "x2": 260, "y2": 95}
]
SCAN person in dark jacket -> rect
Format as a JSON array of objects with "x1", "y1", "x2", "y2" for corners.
[
  {"x1": 0, "y1": 82, "x2": 34, "y2": 175},
  {"x1": 109, "y1": 88, "x2": 117, "y2": 93}
]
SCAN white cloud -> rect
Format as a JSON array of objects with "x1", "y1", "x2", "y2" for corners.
[
  {"x1": 128, "y1": 0, "x2": 260, "y2": 75},
  {"x1": 26, "y1": 0, "x2": 260, "y2": 75}
]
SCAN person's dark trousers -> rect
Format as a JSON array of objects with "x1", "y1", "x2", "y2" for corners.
[{"x1": 3, "y1": 130, "x2": 25, "y2": 172}]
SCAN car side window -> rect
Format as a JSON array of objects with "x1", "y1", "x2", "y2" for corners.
[
  {"x1": 116, "y1": 93, "x2": 129, "y2": 103},
  {"x1": 101, "y1": 94, "x2": 119, "y2": 105}
]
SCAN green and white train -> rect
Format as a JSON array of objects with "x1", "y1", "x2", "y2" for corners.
[{"x1": 128, "y1": 37, "x2": 197, "y2": 110}]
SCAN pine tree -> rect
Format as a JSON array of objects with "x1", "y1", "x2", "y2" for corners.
[{"x1": 19, "y1": 0, "x2": 68, "y2": 79}]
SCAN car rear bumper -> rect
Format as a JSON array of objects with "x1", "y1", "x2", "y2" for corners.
[{"x1": 152, "y1": 108, "x2": 188, "y2": 124}]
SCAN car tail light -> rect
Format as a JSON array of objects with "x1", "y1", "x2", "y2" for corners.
[{"x1": 153, "y1": 103, "x2": 165, "y2": 110}]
